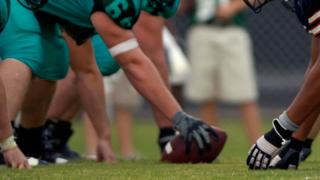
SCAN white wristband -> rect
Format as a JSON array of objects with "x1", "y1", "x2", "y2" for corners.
[
  {"x1": 0, "y1": 136, "x2": 17, "y2": 152},
  {"x1": 109, "y1": 38, "x2": 139, "y2": 57}
]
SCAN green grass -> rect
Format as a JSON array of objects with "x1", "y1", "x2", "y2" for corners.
[{"x1": 1, "y1": 120, "x2": 319, "y2": 179}]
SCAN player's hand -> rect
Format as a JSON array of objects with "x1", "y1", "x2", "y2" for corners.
[
  {"x1": 172, "y1": 111, "x2": 218, "y2": 154},
  {"x1": 3, "y1": 147, "x2": 31, "y2": 169},
  {"x1": 269, "y1": 146, "x2": 300, "y2": 169},
  {"x1": 246, "y1": 136, "x2": 280, "y2": 169},
  {"x1": 96, "y1": 139, "x2": 115, "y2": 163}
]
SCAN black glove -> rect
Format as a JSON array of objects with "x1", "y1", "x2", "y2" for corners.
[
  {"x1": 269, "y1": 147, "x2": 300, "y2": 169},
  {"x1": 172, "y1": 111, "x2": 218, "y2": 154}
]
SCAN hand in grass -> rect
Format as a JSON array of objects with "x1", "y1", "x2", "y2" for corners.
[
  {"x1": 3, "y1": 147, "x2": 31, "y2": 169},
  {"x1": 96, "y1": 139, "x2": 115, "y2": 163}
]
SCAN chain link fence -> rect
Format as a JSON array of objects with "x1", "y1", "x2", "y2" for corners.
[{"x1": 170, "y1": 1, "x2": 311, "y2": 108}]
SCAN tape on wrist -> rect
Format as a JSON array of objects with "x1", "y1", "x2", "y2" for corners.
[
  {"x1": 109, "y1": 38, "x2": 139, "y2": 57},
  {"x1": 0, "y1": 136, "x2": 17, "y2": 152}
]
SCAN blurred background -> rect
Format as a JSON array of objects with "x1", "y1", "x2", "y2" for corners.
[
  {"x1": 168, "y1": 0, "x2": 310, "y2": 110},
  {"x1": 108, "y1": 0, "x2": 313, "y2": 127}
]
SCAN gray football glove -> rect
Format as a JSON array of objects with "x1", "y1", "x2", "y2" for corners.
[{"x1": 172, "y1": 111, "x2": 218, "y2": 154}]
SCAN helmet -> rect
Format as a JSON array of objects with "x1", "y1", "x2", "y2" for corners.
[
  {"x1": 243, "y1": 0, "x2": 272, "y2": 13},
  {"x1": 142, "y1": 0, "x2": 180, "y2": 19}
]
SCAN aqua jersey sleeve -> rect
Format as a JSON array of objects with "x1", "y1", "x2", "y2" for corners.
[
  {"x1": 93, "y1": 0, "x2": 141, "y2": 29},
  {"x1": 0, "y1": 0, "x2": 10, "y2": 32},
  {"x1": 141, "y1": 0, "x2": 180, "y2": 19}
]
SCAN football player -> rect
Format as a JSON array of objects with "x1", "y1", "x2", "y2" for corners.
[
  {"x1": 268, "y1": 112, "x2": 320, "y2": 169},
  {"x1": 0, "y1": 0, "x2": 55, "y2": 168},
  {"x1": 16, "y1": 0, "x2": 217, "y2": 163},
  {"x1": 244, "y1": 0, "x2": 320, "y2": 169},
  {"x1": 44, "y1": 12, "x2": 176, "y2": 159}
]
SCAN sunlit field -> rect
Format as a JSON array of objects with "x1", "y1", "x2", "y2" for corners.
[{"x1": 0, "y1": 120, "x2": 319, "y2": 179}]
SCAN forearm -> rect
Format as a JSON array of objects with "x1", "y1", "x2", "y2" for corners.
[
  {"x1": 75, "y1": 69, "x2": 111, "y2": 140},
  {"x1": 0, "y1": 79, "x2": 11, "y2": 140},
  {"x1": 0, "y1": 121, "x2": 12, "y2": 141},
  {"x1": 64, "y1": 32, "x2": 111, "y2": 141},
  {"x1": 117, "y1": 49, "x2": 181, "y2": 120}
]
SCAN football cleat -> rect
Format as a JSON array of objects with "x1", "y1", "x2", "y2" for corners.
[{"x1": 44, "y1": 119, "x2": 80, "y2": 160}]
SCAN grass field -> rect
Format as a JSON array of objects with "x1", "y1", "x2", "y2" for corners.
[{"x1": 0, "y1": 119, "x2": 319, "y2": 179}]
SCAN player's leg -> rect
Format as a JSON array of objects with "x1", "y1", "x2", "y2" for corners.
[
  {"x1": 20, "y1": 79, "x2": 56, "y2": 128},
  {"x1": 0, "y1": 0, "x2": 48, "y2": 168},
  {"x1": 185, "y1": 25, "x2": 220, "y2": 126},
  {"x1": 111, "y1": 72, "x2": 141, "y2": 159},
  {"x1": 44, "y1": 69, "x2": 82, "y2": 160},
  {"x1": 133, "y1": 13, "x2": 176, "y2": 151},
  {"x1": 199, "y1": 102, "x2": 219, "y2": 126},
  {"x1": 46, "y1": 70, "x2": 79, "y2": 121},
  {"x1": 240, "y1": 102, "x2": 262, "y2": 144},
  {"x1": 0, "y1": 60, "x2": 32, "y2": 121},
  {"x1": 45, "y1": 68, "x2": 82, "y2": 142},
  {"x1": 14, "y1": 10, "x2": 70, "y2": 163},
  {"x1": 218, "y1": 26, "x2": 262, "y2": 144}
]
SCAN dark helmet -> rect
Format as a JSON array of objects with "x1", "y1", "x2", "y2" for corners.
[
  {"x1": 243, "y1": 0, "x2": 272, "y2": 13},
  {"x1": 142, "y1": 0, "x2": 180, "y2": 19}
]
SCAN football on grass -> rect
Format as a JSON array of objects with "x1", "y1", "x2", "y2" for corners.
[{"x1": 161, "y1": 127, "x2": 227, "y2": 163}]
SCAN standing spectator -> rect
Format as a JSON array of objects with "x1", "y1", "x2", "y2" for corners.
[{"x1": 186, "y1": 0, "x2": 262, "y2": 144}]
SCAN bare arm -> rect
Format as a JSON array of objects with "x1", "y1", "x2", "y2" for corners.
[
  {"x1": 0, "y1": 79, "x2": 29, "y2": 168},
  {"x1": 91, "y1": 12, "x2": 182, "y2": 120},
  {"x1": 0, "y1": 78, "x2": 11, "y2": 140},
  {"x1": 63, "y1": 33, "x2": 114, "y2": 162}
]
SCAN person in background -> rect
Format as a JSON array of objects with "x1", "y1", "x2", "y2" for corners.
[{"x1": 185, "y1": 0, "x2": 262, "y2": 144}]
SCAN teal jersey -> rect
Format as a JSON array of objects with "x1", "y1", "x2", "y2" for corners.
[
  {"x1": 39, "y1": 0, "x2": 180, "y2": 29},
  {"x1": 141, "y1": 0, "x2": 180, "y2": 19},
  {"x1": 40, "y1": 0, "x2": 94, "y2": 28},
  {"x1": 0, "y1": 0, "x2": 9, "y2": 31},
  {"x1": 40, "y1": 0, "x2": 141, "y2": 29},
  {"x1": 37, "y1": 0, "x2": 180, "y2": 44}
]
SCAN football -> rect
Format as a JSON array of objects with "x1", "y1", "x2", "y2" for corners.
[{"x1": 161, "y1": 127, "x2": 227, "y2": 163}]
